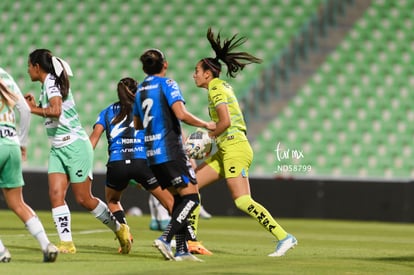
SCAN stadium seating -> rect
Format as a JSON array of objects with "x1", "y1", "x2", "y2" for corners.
[
  {"x1": 1, "y1": 0, "x2": 325, "y2": 170},
  {"x1": 251, "y1": 0, "x2": 414, "y2": 179}
]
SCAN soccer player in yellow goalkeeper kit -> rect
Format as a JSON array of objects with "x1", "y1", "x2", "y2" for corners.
[{"x1": 191, "y1": 27, "x2": 297, "y2": 257}]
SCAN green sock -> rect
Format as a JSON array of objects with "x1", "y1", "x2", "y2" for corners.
[{"x1": 235, "y1": 195, "x2": 288, "y2": 241}]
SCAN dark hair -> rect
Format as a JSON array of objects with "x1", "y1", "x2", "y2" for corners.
[
  {"x1": 200, "y1": 27, "x2": 262, "y2": 78},
  {"x1": 112, "y1": 77, "x2": 138, "y2": 125},
  {"x1": 140, "y1": 49, "x2": 166, "y2": 75},
  {"x1": 28, "y1": 49, "x2": 70, "y2": 100}
]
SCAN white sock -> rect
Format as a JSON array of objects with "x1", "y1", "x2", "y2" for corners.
[
  {"x1": 52, "y1": 204, "x2": 72, "y2": 242},
  {"x1": 0, "y1": 239, "x2": 5, "y2": 251},
  {"x1": 90, "y1": 198, "x2": 119, "y2": 232},
  {"x1": 26, "y1": 216, "x2": 50, "y2": 251},
  {"x1": 149, "y1": 194, "x2": 157, "y2": 220},
  {"x1": 155, "y1": 199, "x2": 170, "y2": 221}
]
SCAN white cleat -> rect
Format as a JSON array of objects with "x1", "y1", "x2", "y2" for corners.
[
  {"x1": 268, "y1": 234, "x2": 297, "y2": 257},
  {"x1": 43, "y1": 243, "x2": 58, "y2": 262},
  {"x1": 174, "y1": 252, "x2": 204, "y2": 262},
  {"x1": 153, "y1": 238, "x2": 174, "y2": 260}
]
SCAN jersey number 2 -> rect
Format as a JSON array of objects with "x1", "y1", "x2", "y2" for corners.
[{"x1": 142, "y1": 98, "x2": 154, "y2": 128}]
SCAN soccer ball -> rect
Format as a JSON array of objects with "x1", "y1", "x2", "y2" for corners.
[{"x1": 185, "y1": 129, "x2": 213, "y2": 159}]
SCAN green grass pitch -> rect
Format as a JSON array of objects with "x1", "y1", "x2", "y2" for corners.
[{"x1": 0, "y1": 210, "x2": 413, "y2": 274}]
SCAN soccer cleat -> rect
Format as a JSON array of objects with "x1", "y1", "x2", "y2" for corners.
[
  {"x1": 153, "y1": 237, "x2": 174, "y2": 261},
  {"x1": 57, "y1": 241, "x2": 76, "y2": 254},
  {"x1": 0, "y1": 248, "x2": 11, "y2": 263},
  {"x1": 188, "y1": 240, "x2": 213, "y2": 255},
  {"x1": 268, "y1": 234, "x2": 298, "y2": 257},
  {"x1": 118, "y1": 231, "x2": 134, "y2": 253},
  {"x1": 115, "y1": 224, "x2": 132, "y2": 254},
  {"x1": 43, "y1": 243, "x2": 58, "y2": 263},
  {"x1": 174, "y1": 252, "x2": 204, "y2": 262},
  {"x1": 149, "y1": 219, "x2": 159, "y2": 231},
  {"x1": 149, "y1": 219, "x2": 170, "y2": 231}
]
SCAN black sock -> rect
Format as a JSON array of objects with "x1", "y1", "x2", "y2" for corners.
[
  {"x1": 161, "y1": 195, "x2": 181, "y2": 241},
  {"x1": 113, "y1": 210, "x2": 127, "y2": 224},
  {"x1": 164, "y1": 193, "x2": 199, "y2": 242},
  {"x1": 176, "y1": 222, "x2": 189, "y2": 254}
]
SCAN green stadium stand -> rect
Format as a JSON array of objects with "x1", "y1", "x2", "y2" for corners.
[
  {"x1": 0, "y1": 0, "x2": 325, "y2": 170},
  {"x1": 251, "y1": 0, "x2": 414, "y2": 179}
]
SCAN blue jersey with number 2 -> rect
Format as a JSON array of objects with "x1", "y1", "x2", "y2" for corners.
[{"x1": 133, "y1": 75, "x2": 186, "y2": 165}]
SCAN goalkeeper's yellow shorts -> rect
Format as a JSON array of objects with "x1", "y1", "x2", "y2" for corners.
[{"x1": 204, "y1": 140, "x2": 252, "y2": 178}]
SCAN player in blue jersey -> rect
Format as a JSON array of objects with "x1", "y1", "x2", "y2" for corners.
[
  {"x1": 0, "y1": 68, "x2": 58, "y2": 263},
  {"x1": 89, "y1": 77, "x2": 174, "y2": 246},
  {"x1": 24, "y1": 49, "x2": 131, "y2": 254},
  {"x1": 90, "y1": 76, "x2": 212, "y2": 251},
  {"x1": 133, "y1": 49, "x2": 215, "y2": 261}
]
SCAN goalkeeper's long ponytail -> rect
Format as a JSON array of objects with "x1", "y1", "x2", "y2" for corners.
[{"x1": 200, "y1": 27, "x2": 262, "y2": 78}]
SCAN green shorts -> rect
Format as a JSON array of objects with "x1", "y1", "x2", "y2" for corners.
[
  {"x1": 0, "y1": 145, "x2": 25, "y2": 188},
  {"x1": 48, "y1": 138, "x2": 94, "y2": 183},
  {"x1": 205, "y1": 140, "x2": 253, "y2": 178}
]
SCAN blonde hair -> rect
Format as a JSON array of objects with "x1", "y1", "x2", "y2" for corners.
[{"x1": 0, "y1": 78, "x2": 17, "y2": 108}]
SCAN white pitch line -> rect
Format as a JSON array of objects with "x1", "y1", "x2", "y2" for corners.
[{"x1": 4, "y1": 229, "x2": 111, "y2": 238}]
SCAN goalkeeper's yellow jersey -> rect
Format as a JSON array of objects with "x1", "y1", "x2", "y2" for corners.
[{"x1": 207, "y1": 78, "x2": 248, "y2": 146}]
